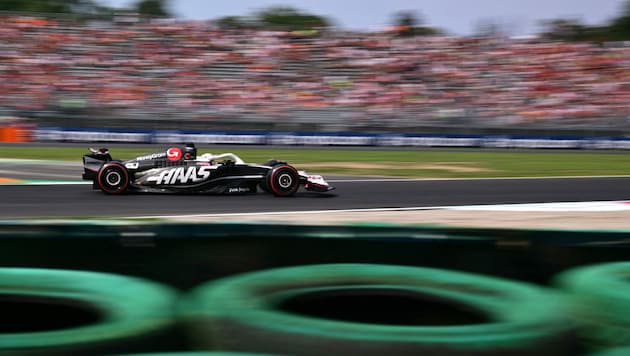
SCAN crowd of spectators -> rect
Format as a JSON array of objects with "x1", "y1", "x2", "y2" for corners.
[{"x1": 1, "y1": 14, "x2": 629, "y2": 130}]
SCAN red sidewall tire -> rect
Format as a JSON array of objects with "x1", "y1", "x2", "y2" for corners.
[
  {"x1": 267, "y1": 165, "x2": 299, "y2": 197},
  {"x1": 97, "y1": 163, "x2": 129, "y2": 195}
]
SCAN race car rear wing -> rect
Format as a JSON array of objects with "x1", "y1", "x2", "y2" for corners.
[{"x1": 82, "y1": 147, "x2": 112, "y2": 181}]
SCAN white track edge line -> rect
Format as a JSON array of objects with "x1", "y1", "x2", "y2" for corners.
[
  {"x1": 0, "y1": 181, "x2": 90, "y2": 186},
  {"x1": 129, "y1": 200, "x2": 630, "y2": 219},
  {"x1": 329, "y1": 175, "x2": 630, "y2": 182},
  {"x1": 2, "y1": 175, "x2": 629, "y2": 186},
  {"x1": 129, "y1": 206, "x2": 442, "y2": 219}
]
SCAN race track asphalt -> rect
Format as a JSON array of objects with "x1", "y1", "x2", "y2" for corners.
[{"x1": 1, "y1": 176, "x2": 629, "y2": 219}]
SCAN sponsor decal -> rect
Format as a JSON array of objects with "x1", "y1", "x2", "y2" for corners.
[
  {"x1": 167, "y1": 147, "x2": 182, "y2": 161},
  {"x1": 137, "y1": 152, "x2": 167, "y2": 161},
  {"x1": 146, "y1": 166, "x2": 212, "y2": 185},
  {"x1": 125, "y1": 162, "x2": 139, "y2": 169},
  {"x1": 228, "y1": 187, "x2": 251, "y2": 193}
]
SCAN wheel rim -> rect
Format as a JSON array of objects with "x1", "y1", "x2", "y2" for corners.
[
  {"x1": 97, "y1": 163, "x2": 129, "y2": 194},
  {"x1": 278, "y1": 173, "x2": 293, "y2": 189},
  {"x1": 269, "y1": 166, "x2": 298, "y2": 196},
  {"x1": 105, "y1": 171, "x2": 121, "y2": 187}
]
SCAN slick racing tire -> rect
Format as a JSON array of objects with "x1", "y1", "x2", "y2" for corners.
[
  {"x1": 97, "y1": 162, "x2": 129, "y2": 195},
  {"x1": 182, "y1": 264, "x2": 575, "y2": 356},
  {"x1": 0, "y1": 268, "x2": 179, "y2": 355},
  {"x1": 265, "y1": 165, "x2": 299, "y2": 197}
]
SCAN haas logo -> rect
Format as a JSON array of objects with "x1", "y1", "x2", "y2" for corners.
[
  {"x1": 166, "y1": 147, "x2": 182, "y2": 161},
  {"x1": 147, "y1": 166, "x2": 212, "y2": 185}
]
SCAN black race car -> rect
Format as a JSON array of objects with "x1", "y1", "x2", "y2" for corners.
[{"x1": 82, "y1": 144, "x2": 334, "y2": 196}]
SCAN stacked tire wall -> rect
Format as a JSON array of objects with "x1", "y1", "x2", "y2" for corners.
[
  {"x1": 554, "y1": 262, "x2": 630, "y2": 353},
  {"x1": 1, "y1": 222, "x2": 630, "y2": 354},
  {"x1": 0, "y1": 268, "x2": 182, "y2": 355},
  {"x1": 182, "y1": 264, "x2": 577, "y2": 355}
]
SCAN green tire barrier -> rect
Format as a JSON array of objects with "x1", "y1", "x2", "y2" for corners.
[
  {"x1": 588, "y1": 347, "x2": 630, "y2": 356},
  {"x1": 0, "y1": 268, "x2": 179, "y2": 355},
  {"x1": 117, "y1": 353, "x2": 278, "y2": 356},
  {"x1": 182, "y1": 264, "x2": 576, "y2": 356},
  {"x1": 554, "y1": 262, "x2": 630, "y2": 351}
]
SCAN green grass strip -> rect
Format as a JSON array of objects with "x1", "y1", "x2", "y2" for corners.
[{"x1": 2, "y1": 147, "x2": 630, "y2": 178}]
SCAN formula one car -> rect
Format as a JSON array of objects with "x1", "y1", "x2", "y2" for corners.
[{"x1": 82, "y1": 143, "x2": 334, "y2": 196}]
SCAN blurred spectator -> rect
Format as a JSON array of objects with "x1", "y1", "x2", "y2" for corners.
[{"x1": 0, "y1": 13, "x2": 629, "y2": 130}]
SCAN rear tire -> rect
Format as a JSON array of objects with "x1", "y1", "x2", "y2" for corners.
[
  {"x1": 97, "y1": 163, "x2": 129, "y2": 195},
  {"x1": 265, "y1": 165, "x2": 299, "y2": 197}
]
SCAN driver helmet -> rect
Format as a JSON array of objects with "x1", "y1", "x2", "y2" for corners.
[{"x1": 184, "y1": 143, "x2": 197, "y2": 160}]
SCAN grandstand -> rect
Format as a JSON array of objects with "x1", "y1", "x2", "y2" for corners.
[{"x1": 1, "y1": 14, "x2": 629, "y2": 135}]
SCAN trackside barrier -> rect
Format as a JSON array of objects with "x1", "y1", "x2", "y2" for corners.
[
  {"x1": 116, "y1": 353, "x2": 277, "y2": 356},
  {"x1": 0, "y1": 117, "x2": 33, "y2": 143},
  {"x1": 589, "y1": 347, "x2": 630, "y2": 356},
  {"x1": 0, "y1": 222, "x2": 629, "y2": 354},
  {"x1": 33, "y1": 127, "x2": 630, "y2": 149},
  {"x1": 183, "y1": 264, "x2": 576, "y2": 356},
  {"x1": 0, "y1": 268, "x2": 182, "y2": 355},
  {"x1": 555, "y1": 262, "x2": 630, "y2": 352},
  {"x1": 0, "y1": 222, "x2": 629, "y2": 289},
  {"x1": 182, "y1": 264, "x2": 577, "y2": 355}
]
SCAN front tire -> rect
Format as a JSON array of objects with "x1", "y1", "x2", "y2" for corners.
[
  {"x1": 97, "y1": 163, "x2": 129, "y2": 195},
  {"x1": 266, "y1": 165, "x2": 299, "y2": 197}
]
